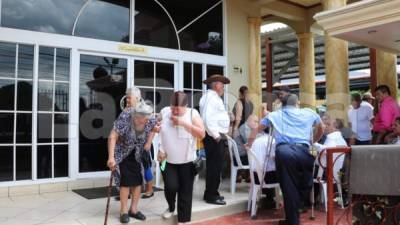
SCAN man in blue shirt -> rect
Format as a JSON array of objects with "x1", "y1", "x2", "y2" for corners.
[{"x1": 247, "y1": 94, "x2": 324, "y2": 225}]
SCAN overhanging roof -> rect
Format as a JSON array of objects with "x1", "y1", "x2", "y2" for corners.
[{"x1": 314, "y1": 0, "x2": 400, "y2": 53}]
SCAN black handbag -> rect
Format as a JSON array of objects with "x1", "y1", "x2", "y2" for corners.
[{"x1": 192, "y1": 157, "x2": 204, "y2": 176}]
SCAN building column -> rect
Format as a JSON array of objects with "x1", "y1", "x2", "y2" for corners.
[
  {"x1": 248, "y1": 17, "x2": 262, "y2": 117},
  {"x1": 264, "y1": 37, "x2": 274, "y2": 112},
  {"x1": 297, "y1": 33, "x2": 316, "y2": 109},
  {"x1": 323, "y1": 0, "x2": 349, "y2": 122},
  {"x1": 376, "y1": 49, "x2": 398, "y2": 98}
]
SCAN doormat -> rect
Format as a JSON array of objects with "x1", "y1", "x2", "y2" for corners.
[{"x1": 73, "y1": 186, "x2": 163, "y2": 200}]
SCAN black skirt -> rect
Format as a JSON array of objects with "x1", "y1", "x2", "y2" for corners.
[{"x1": 119, "y1": 151, "x2": 143, "y2": 187}]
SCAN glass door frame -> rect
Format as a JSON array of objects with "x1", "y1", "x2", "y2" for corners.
[{"x1": 75, "y1": 50, "x2": 178, "y2": 179}]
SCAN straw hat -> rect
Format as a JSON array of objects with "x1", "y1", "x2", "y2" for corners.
[{"x1": 203, "y1": 74, "x2": 230, "y2": 85}]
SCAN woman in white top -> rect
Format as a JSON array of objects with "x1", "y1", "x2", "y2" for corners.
[{"x1": 157, "y1": 92, "x2": 205, "y2": 225}]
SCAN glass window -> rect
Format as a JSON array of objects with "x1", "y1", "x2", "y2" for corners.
[
  {"x1": 141, "y1": 87, "x2": 155, "y2": 107},
  {"x1": 1, "y1": 0, "x2": 85, "y2": 35},
  {"x1": 157, "y1": 0, "x2": 222, "y2": 31},
  {"x1": 156, "y1": 62, "x2": 174, "y2": 88},
  {"x1": 54, "y1": 145, "x2": 68, "y2": 177},
  {"x1": 207, "y1": 65, "x2": 224, "y2": 77},
  {"x1": 38, "y1": 81, "x2": 54, "y2": 111},
  {"x1": 134, "y1": 0, "x2": 179, "y2": 49},
  {"x1": 134, "y1": 60, "x2": 154, "y2": 87},
  {"x1": 17, "y1": 45, "x2": 34, "y2": 79},
  {"x1": 0, "y1": 42, "x2": 16, "y2": 78},
  {"x1": 17, "y1": 81, "x2": 33, "y2": 111},
  {"x1": 55, "y1": 49, "x2": 70, "y2": 81},
  {"x1": 16, "y1": 146, "x2": 32, "y2": 180},
  {"x1": 37, "y1": 145, "x2": 52, "y2": 179},
  {"x1": 16, "y1": 113, "x2": 32, "y2": 143},
  {"x1": 0, "y1": 113, "x2": 14, "y2": 144},
  {"x1": 0, "y1": 146, "x2": 13, "y2": 181},
  {"x1": 0, "y1": 79, "x2": 15, "y2": 110},
  {"x1": 184, "y1": 62, "x2": 204, "y2": 109},
  {"x1": 74, "y1": 0, "x2": 130, "y2": 43},
  {"x1": 39, "y1": 47, "x2": 54, "y2": 80},
  {"x1": 54, "y1": 114, "x2": 68, "y2": 143},
  {"x1": 179, "y1": 3, "x2": 223, "y2": 55},
  {"x1": 79, "y1": 54, "x2": 127, "y2": 172},
  {"x1": 38, "y1": 113, "x2": 52, "y2": 143},
  {"x1": 54, "y1": 83, "x2": 69, "y2": 112},
  {"x1": 155, "y1": 89, "x2": 173, "y2": 112}
]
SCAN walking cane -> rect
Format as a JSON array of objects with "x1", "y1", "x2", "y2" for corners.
[
  {"x1": 104, "y1": 172, "x2": 113, "y2": 225},
  {"x1": 257, "y1": 126, "x2": 275, "y2": 207}
]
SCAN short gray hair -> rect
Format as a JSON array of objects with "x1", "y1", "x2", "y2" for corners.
[
  {"x1": 126, "y1": 87, "x2": 141, "y2": 99},
  {"x1": 282, "y1": 94, "x2": 298, "y2": 107}
]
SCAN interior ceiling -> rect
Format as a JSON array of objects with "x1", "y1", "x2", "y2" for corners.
[{"x1": 286, "y1": 0, "x2": 320, "y2": 7}]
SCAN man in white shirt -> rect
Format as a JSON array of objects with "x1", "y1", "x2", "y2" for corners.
[
  {"x1": 348, "y1": 93, "x2": 374, "y2": 145},
  {"x1": 199, "y1": 74, "x2": 230, "y2": 205}
]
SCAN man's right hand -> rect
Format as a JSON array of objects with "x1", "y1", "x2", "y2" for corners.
[
  {"x1": 107, "y1": 158, "x2": 116, "y2": 171},
  {"x1": 158, "y1": 151, "x2": 167, "y2": 162}
]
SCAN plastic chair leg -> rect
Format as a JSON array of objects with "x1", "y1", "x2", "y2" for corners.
[{"x1": 231, "y1": 167, "x2": 237, "y2": 194}]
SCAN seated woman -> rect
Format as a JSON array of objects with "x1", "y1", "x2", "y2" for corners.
[
  {"x1": 107, "y1": 101, "x2": 158, "y2": 223},
  {"x1": 233, "y1": 114, "x2": 260, "y2": 182},
  {"x1": 390, "y1": 117, "x2": 400, "y2": 144}
]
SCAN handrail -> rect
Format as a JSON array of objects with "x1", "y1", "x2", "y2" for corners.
[{"x1": 326, "y1": 147, "x2": 351, "y2": 225}]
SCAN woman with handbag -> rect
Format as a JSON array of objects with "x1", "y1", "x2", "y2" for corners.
[{"x1": 158, "y1": 91, "x2": 206, "y2": 225}]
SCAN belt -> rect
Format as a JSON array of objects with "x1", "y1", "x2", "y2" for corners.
[{"x1": 276, "y1": 142, "x2": 309, "y2": 148}]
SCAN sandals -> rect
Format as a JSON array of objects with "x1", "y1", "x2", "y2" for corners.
[{"x1": 141, "y1": 192, "x2": 154, "y2": 199}]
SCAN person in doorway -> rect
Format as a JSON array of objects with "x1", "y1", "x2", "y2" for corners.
[
  {"x1": 232, "y1": 86, "x2": 254, "y2": 137},
  {"x1": 158, "y1": 91, "x2": 206, "y2": 225},
  {"x1": 199, "y1": 74, "x2": 231, "y2": 205},
  {"x1": 107, "y1": 101, "x2": 158, "y2": 223}
]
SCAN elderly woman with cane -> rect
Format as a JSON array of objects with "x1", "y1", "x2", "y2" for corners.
[{"x1": 106, "y1": 100, "x2": 159, "y2": 224}]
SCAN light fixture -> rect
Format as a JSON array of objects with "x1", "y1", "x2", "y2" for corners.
[
  {"x1": 367, "y1": 30, "x2": 377, "y2": 34},
  {"x1": 395, "y1": 39, "x2": 400, "y2": 43}
]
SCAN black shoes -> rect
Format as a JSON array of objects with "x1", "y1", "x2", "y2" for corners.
[
  {"x1": 129, "y1": 211, "x2": 146, "y2": 221},
  {"x1": 205, "y1": 198, "x2": 226, "y2": 205},
  {"x1": 141, "y1": 192, "x2": 154, "y2": 199},
  {"x1": 120, "y1": 213, "x2": 130, "y2": 223}
]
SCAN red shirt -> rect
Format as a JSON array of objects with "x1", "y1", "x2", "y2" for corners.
[{"x1": 373, "y1": 96, "x2": 400, "y2": 132}]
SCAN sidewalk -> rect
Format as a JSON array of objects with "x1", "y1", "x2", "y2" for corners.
[{"x1": 0, "y1": 179, "x2": 249, "y2": 225}]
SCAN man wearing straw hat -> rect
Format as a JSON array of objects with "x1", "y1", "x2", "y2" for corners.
[
  {"x1": 199, "y1": 74, "x2": 230, "y2": 205},
  {"x1": 248, "y1": 94, "x2": 324, "y2": 225}
]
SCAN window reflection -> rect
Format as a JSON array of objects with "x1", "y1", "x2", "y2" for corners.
[
  {"x1": 38, "y1": 113, "x2": 52, "y2": 143},
  {"x1": 54, "y1": 145, "x2": 68, "y2": 177},
  {"x1": 56, "y1": 49, "x2": 70, "y2": 81},
  {"x1": 0, "y1": 79, "x2": 15, "y2": 110},
  {"x1": 55, "y1": 83, "x2": 69, "y2": 112},
  {"x1": 1, "y1": 0, "x2": 85, "y2": 35},
  {"x1": 38, "y1": 81, "x2": 54, "y2": 111},
  {"x1": 16, "y1": 113, "x2": 32, "y2": 143},
  {"x1": 39, "y1": 47, "x2": 54, "y2": 80},
  {"x1": 156, "y1": 63, "x2": 174, "y2": 88},
  {"x1": 179, "y1": 3, "x2": 223, "y2": 55},
  {"x1": 0, "y1": 146, "x2": 13, "y2": 181},
  {"x1": 18, "y1": 45, "x2": 34, "y2": 79},
  {"x1": 17, "y1": 81, "x2": 33, "y2": 111},
  {"x1": 0, "y1": 113, "x2": 14, "y2": 144},
  {"x1": 37, "y1": 145, "x2": 52, "y2": 179},
  {"x1": 75, "y1": 0, "x2": 130, "y2": 43},
  {"x1": 79, "y1": 54, "x2": 127, "y2": 172},
  {"x1": 0, "y1": 42, "x2": 16, "y2": 78},
  {"x1": 135, "y1": 0, "x2": 179, "y2": 49},
  {"x1": 16, "y1": 146, "x2": 32, "y2": 180}
]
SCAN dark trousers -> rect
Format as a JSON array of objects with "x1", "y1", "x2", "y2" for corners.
[
  {"x1": 203, "y1": 133, "x2": 225, "y2": 201},
  {"x1": 275, "y1": 144, "x2": 314, "y2": 225},
  {"x1": 164, "y1": 162, "x2": 195, "y2": 223}
]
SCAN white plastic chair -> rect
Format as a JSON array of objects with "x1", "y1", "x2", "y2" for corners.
[
  {"x1": 152, "y1": 133, "x2": 162, "y2": 188},
  {"x1": 247, "y1": 150, "x2": 280, "y2": 219},
  {"x1": 227, "y1": 136, "x2": 250, "y2": 194},
  {"x1": 313, "y1": 149, "x2": 345, "y2": 211}
]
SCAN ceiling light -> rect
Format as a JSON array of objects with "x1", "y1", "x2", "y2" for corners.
[{"x1": 367, "y1": 30, "x2": 377, "y2": 34}]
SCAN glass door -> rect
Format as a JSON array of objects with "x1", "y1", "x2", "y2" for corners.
[{"x1": 78, "y1": 54, "x2": 128, "y2": 173}]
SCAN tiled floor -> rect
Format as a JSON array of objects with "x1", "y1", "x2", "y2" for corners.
[
  {"x1": 0, "y1": 180, "x2": 249, "y2": 225},
  {"x1": 193, "y1": 205, "x2": 350, "y2": 225}
]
